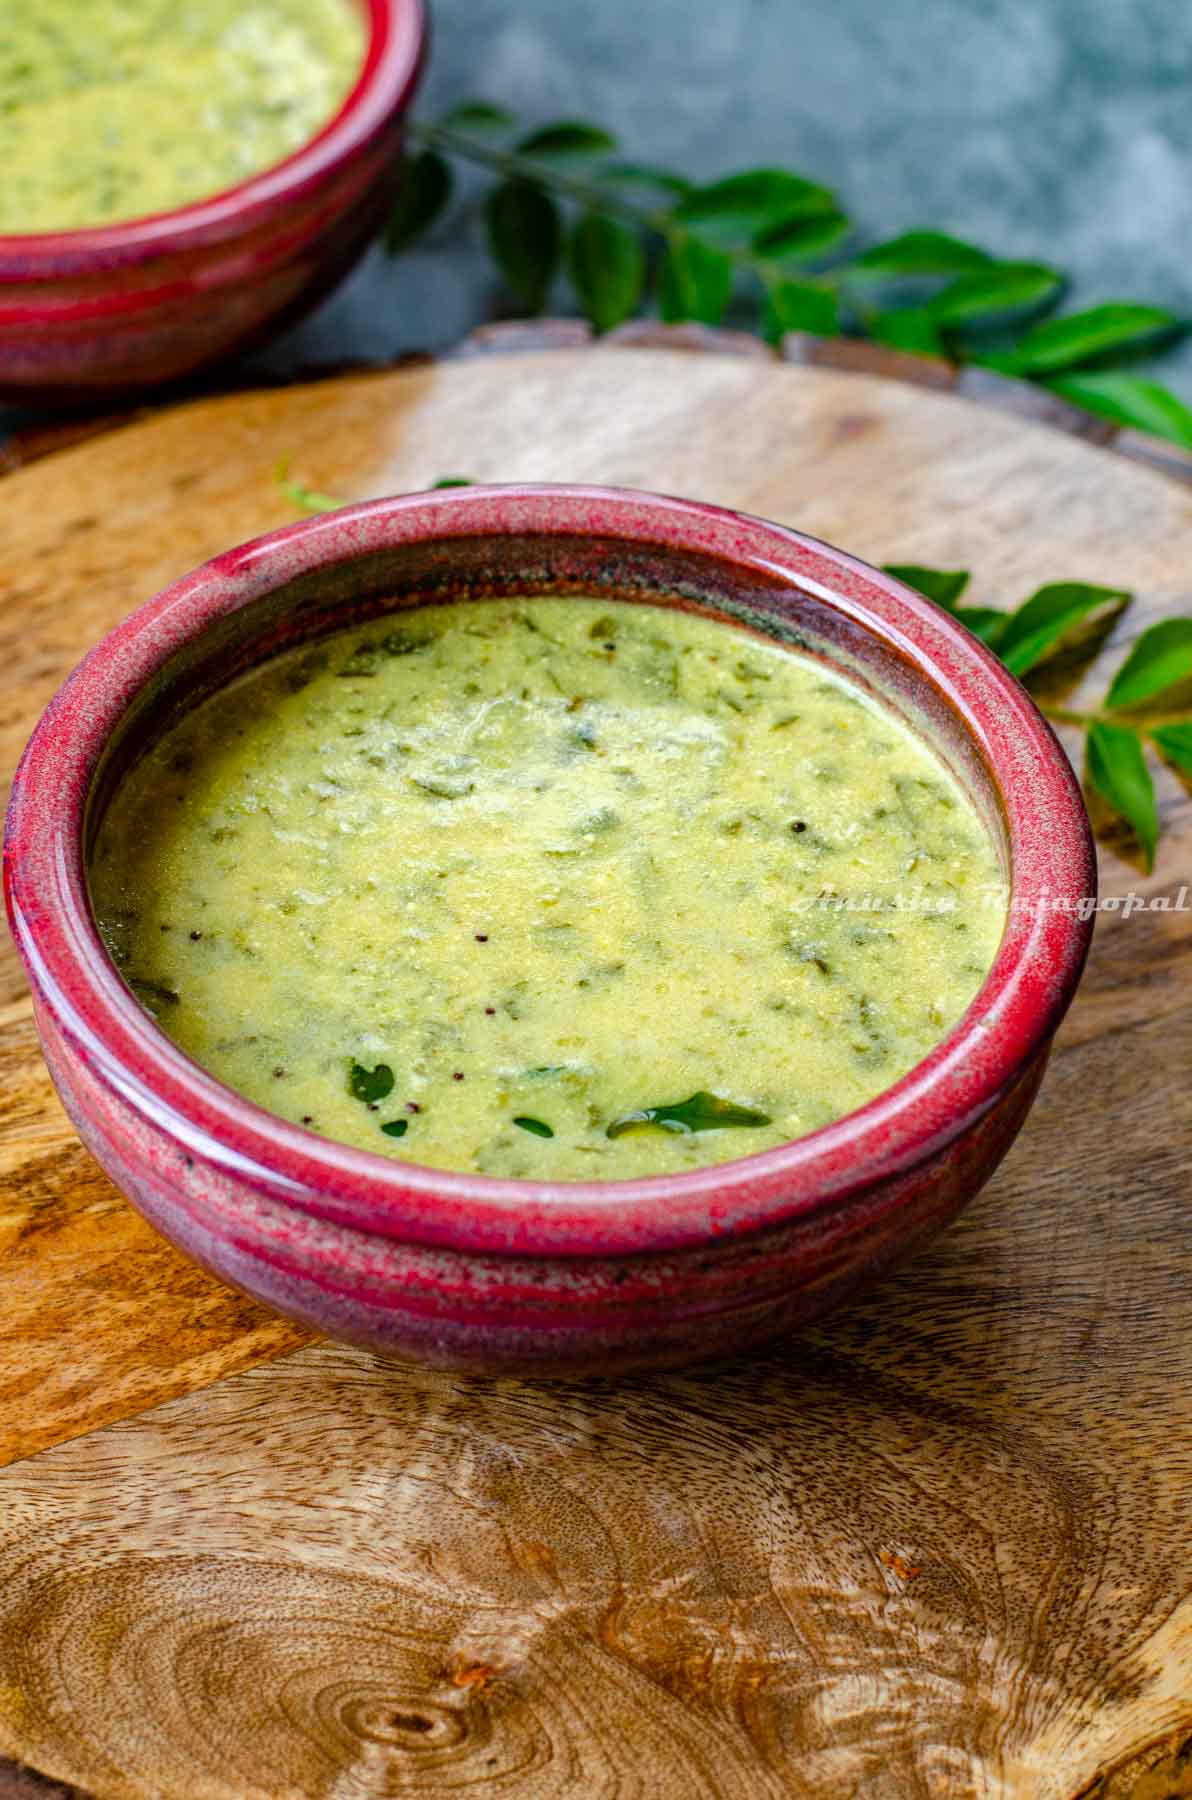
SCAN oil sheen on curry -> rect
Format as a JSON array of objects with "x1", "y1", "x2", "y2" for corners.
[
  {"x1": 0, "y1": 0, "x2": 364, "y2": 232},
  {"x1": 91, "y1": 599, "x2": 1007, "y2": 1181}
]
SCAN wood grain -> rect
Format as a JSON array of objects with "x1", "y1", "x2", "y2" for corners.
[
  {"x1": 7, "y1": 321, "x2": 1191, "y2": 487},
  {"x1": 1, "y1": 342, "x2": 1190, "y2": 1796},
  {"x1": 0, "y1": 999, "x2": 308, "y2": 1467},
  {"x1": 0, "y1": 995, "x2": 1189, "y2": 1800}
]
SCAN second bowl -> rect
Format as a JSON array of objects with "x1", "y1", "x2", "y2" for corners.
[{"x1": 0, "y1": 0, "x2": 425, "y2": 402}]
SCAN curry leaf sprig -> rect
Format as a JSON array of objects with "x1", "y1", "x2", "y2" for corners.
[
  {"x1": 886, "y1": 566, "x2": 1192, "y2": 870},
  {"x1": 388, "y1": 105, "x2": 1192, "y2": 451}
]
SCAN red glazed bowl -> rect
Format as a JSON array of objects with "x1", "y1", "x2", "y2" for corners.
[
  {"x1": 4, "y1": 486, "x2": 1095, "y2": 1375},
  {"x1": 0, "y1": 0, "x2": 425, "y2": 403}
]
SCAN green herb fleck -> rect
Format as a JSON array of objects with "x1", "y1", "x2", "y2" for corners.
[
  {"x1": 410, "y1": 772, "x2": 476, "y2": 799},
  {"x1": 337, "y1": 643, "x2": 381, "y2": 678},
  {"x1": 575, "y1": 805, "x2": 619, "y2": 834},
  {"x1": 378, "y1": 627, "x2": 432, "y2": 657},
  {"x1": 275, "y1": 457, "x2": 342, "y2": 516},
  {"x1": 380, "y1": 1118, "x2": 409, "y2": 1138},
  {"x1": 284, "y1": 650, "x2": 330, "y2": 692},
  {"x1": 129, "y1": 976, "x2": 181, "y2": 1013},
  {"x1": 513, "y1": 1116, "x2": 555, "y2": 1137},
  {"x1": 606, "y1": 1090, "x2": 772, "y2": 1138},
  {"x1": 348, "y1": 1061, "x2": 395, "y2": 1104}
]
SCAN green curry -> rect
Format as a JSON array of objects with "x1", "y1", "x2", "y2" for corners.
[
  {"x1": 91, "y1": 599, "x2": 1007, "y2": 1181},
  {"x1": 0, "y1": 0, "x2": 365, "y2": 232}
]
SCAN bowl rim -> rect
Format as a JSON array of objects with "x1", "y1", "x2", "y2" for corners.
[
  {"x1": 4, "y1": 484, "x2": 1096, "y2": 1258},
  {"x1": 0, "y1": 0, "x2": 426, "y2": 260}
]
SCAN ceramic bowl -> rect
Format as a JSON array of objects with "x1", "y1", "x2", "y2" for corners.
[
  {"x1": 4, "y1": 486, "x2": 1095, "y2": 1374},
  {"x1": 0, "y1": 0, "x2": 425, "y2": 404}
]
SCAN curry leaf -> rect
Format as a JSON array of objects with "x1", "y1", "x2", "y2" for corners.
[
  {"x1": 606, "y1": 1091, "x2": 772, "y2": 1137},
  {"x1": 1086, "y1": 721, "x2": 1158, "y2": 871},
  {"x1": 1151, "y1": 722, "x2": 1192, "y2": 779},
  {"x1": 869, "y1": 307, "x2": 944, "y2": 354},
  {"x1": 997, "y1": 581, "x2": 1131, "y2": 676},
  {"x1": 762, "y1": 278, "x2": 838, "y2": 343},
  {"x1": 1000, "y1": 304, "x2": 1184, "y2": 375},
  {"x1": 568, "y1": 211, "x2": 646, "y2": 331},
  {"x1": 438, "y1": 100, "x2": 515, "y2": 132},
  {"x1": 658, "y1": 235, "x2": 734, "y2": 324},
  {"x1": 1105, "y1": 619, "x2": 1192, "y2": 710},
  {"x1": 847, "y1": 230, "x2": 991, "y2": 280},
  {"x1": 381, "y1": 1118, "x2": 409, "y2": 1138},
  {"x1": 954, "y1": 606, "x2": 1010, "y2": 645},
  {"x1": 670, "y1": 169, "x2": 837, "y2": 245},
  {"x1": 1045, "y1": 373, "x2": 1192, "y2": 449},
  {"x1": 598, "y1": 160, "x2": 691, "y2": 197},
  {"x1": 348, "y1": 1061, "x2": 395, "y2": 1104},
  {"x1": 384, "y1": 150, "x2": 452, "y2": 253},
  {"x1": 517, "y1": 121, "x2": 618, "y2": 158},
  {"x1": 513, "y1": 1116, "x2": 555, "y2": 1137},
  {"x1": 966, "y1": 350, "x2": 1027, "y2": 376},
  {"x1": 486, "y1": 178, "x2": 561, "y2": 311},
  {"x1": 275, "y1": 457, "x2": 341, "y2": 515},
  {"x1": 753, "y1": 211, "x2": 851, "y2": 266},
  {"x1": 883, "y1": 564, "x2": 971, "y2": 608},
  {"x1": 928, "y1": 261, "x2": 1063, "y2": 326}
]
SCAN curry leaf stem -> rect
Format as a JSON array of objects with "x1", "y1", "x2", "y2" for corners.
[{"x1": 405, "y1": 119, "x2": 838, "y2": 295}]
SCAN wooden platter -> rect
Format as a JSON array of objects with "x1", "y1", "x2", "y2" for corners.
[{"x1": 1, "y1": 328, "x2": 1190, "y2": 1799}]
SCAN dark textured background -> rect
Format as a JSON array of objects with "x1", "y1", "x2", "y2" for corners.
[{"x1": 244, "y1": 0, "x2": 1192, "y2": 397}]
